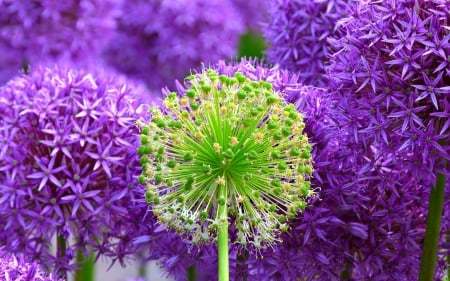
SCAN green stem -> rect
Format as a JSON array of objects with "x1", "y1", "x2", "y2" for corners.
[
  {"x1": 74, "y1": 251, "x2": 95, "y2": 281},
  {"x1": 138, "y1": 261, "x2": 147, "y2": 279},
  {"x1": 447, "y1": 231, "x2": 450, "y2": 281},
  {"x1": 218, "y1": 185, "x2": 229, "y2": 281},
  {"x1": 340, "y1": 260, "x2": 353, "y2": 280},
  {"x1": 419, "y1": 166, "x2": 446, "y2": 281},
  {"x1": 56, "y1": 233, "x2": 67, "y2": 280},
  {"x1": 187, "y1": 265, "x2": 196, "y2": 281}
]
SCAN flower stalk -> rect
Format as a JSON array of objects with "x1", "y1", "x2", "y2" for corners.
[
  {"x1": 74, "y1": 252, "x2": 95, "y2": 281},
  {"x1": 419, "y1": 165, "x2": 447, "y2": 281},
  {"x1": 56, "y1": 233, "x2": 67, "y2": 280},
  {"x1": 218, "y1": 185, "x2": 229, "y2": 281},
  {"x1": 187, "y1": 265, "x2": 196, "y2": 281}
]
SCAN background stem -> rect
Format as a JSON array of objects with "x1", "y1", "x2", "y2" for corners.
[
  {"x1": 419, "y1": 166, "x2": 446, "y2": 281},
  {"x1": 56, "y1": 233, "x2": 67, "y2": 280},
  {"x1": 187, "y1": 265, "x2": 196, "y2": 281},
  {"x1": 218, "y1": 186, "x2": 229, "y2": 281},
  {"x1": 138, "y1": 260, "x2": 147, "y2": 279},
  {"x1": 74, "y1": 251, "x2": 95, "y2": 281}
]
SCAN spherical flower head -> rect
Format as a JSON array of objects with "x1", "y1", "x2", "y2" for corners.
[
  {"x1": 0, "y1": 248, "x2": 61, "y2": 281},
  {"x1": 327, "y1": 0, "x2": 450, "y2": 182},
  {"x1": 103, "y1": 0, "x2": 245, "y2": 90},
  {"x1": 263, "y1": 0, "x2": 351, "y2": 86},
  {"x1": 138, "y1": 68, "x2": 315, "y2": 249},
  {"x1": 0, "y1": 65, "x2": 147, "y2": 273},
  {"x1": 0, "y1": 0, "x2": 121, "y2": 84}
]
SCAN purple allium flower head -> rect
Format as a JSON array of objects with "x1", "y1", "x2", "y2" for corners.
[
  {"x1": 103, "y1": 0, "x2": 245, "y2": 90},
  {"x1": 0, "y1": 248, "x2": 62, "y2": 281},
  {"x1": 327, "y1": 0, "x2": 450, "y2": 178},
  {"x1": 0, "y1": 0, "x2": 121, "y2": 84},
  {"x1": 137, "y1": 58, "x2": 447, "y2": 280},
  {"x1": 0, "y1": 65, "x2": 153, "y2": 274},
  {"x1": 263, "y1": 0, "x2": 351, "y2": 86}
]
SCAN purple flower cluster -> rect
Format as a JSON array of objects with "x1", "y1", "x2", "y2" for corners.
[
  {"x1": 263, "y1": 0, "x2": 350, "y2": 86},
  {"x1": 103, "y1": 0, "x2": 245, "y2": 91},
  {"x1": 132, "y1": 59, "x2": 443, "y2": 280},
  {"x1": 324, "y1": 0, "x2": 450, "y2": 278},
  {"x1": 0, "y1": 248, "x2": 61, "y2": 281},
  {"x1": 327, "y1": 0, "x2": 449, "y2": 178},
  {"x1": 0, "y1": 65, "x2": 154, "y2": 273},
  {"x1": 0, "y1": 0, "x2": 121, "y2": 85}
]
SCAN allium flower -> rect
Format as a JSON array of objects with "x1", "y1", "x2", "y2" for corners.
[
  {"x1": 103, "y1": 0, "x2": 245, "y2": 90},
  {"x1": 0, "y1": 65, "x2": 150, "y2": 273},
  {"x1": 0, "y1": 0, "x2": 121, "y2": 84},
  {"x1": 263, "y1": 0, "x2": 351, "y2": 86},
  {"x1": 327, "y1": 0, "x2": 450, "y2": 176},
  {"x1": 0, "y1": 248, "x2": 61, "y2": 281},
  {"x1": 327, "y1": 3, "x2": 450, "y2": 276},
  {"x1": 138, "y1": 66, "x2": 314, "y2": 249}
]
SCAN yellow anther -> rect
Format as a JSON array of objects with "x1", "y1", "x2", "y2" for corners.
[
  {"x1": 254, "y1": 132, "x2": 264, "y2": 143},
  {"x1": 195, "y1": 131, "x2": 204, "y2": 140},
  {"x1": 220, "y1": 106, "x2": 227, "y2": 115},
  {"x1": 146, "y1": 184, "x2": 155, "y2": 192},
  {"x1": 205, "y1": 102, "x2": 214, "y2": 111},
  {"x1": 135, "y1": 120, "x2": 145, "y2": 127},
  {"x1": 213, "y1": 142, "x2": 221, "y2": 152},
  {"x1": 172, "y1": 137, "x2": 182, "y2": 145},
  {"x1": 180, "y1": 97, "x2": 189, "y2": 107},
  {"x1": 230, "y1": 136, "x2": 238, "y2": 146},
  {"x1": 283, "y1": 182, "x2": 291, "y2": 192},
  {"x1": 216, "y1": 176, "x2": 226, "y2": 186},
  {"x1": 286, "y1": 169, "x2": 293, "y2": 177},
  {"x1": 291, "y1": 125, "x2": 301, "y2": 134},
  {"x1": 272, "y1": 105, "x2": 282, "y2": 114}
]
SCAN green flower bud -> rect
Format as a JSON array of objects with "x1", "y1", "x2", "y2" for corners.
[
  {"x1": 237, "y1": 90, "x2": 247, "y2": 99},
  {"x1": 167, "y1": 160, "x2": 176, "y2": 168},
  {"x1": 184, "y1": 152, "x2": 194, "y2": 162},
  {"x1": 186, "y1": 89, "x2": 196, "y2": 99},
  {"x1": 141, "y1": 126, "x2": 150, "y2": 135},
  {"x1": 190, "y1": 102, "x2": 199, "y2": 111}
]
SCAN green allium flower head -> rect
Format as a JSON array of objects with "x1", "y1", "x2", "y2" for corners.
[{"x1": 138, "y1": 69, "x2": 314, "y2": 249}]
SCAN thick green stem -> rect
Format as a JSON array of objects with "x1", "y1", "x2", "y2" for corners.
[
  {"x1": 218, "y1": 185, "x2": 229, "y2": 281},
  {"x1": 419, "y1": 168, "x2": 446, "y2": 281},
  {"x1": 187, "y1": 265, "x2": 196, "y2": 281},
  {"x1": 56, "y1": 233, "x2": 67, "y2": 280},
  {"x1": 74, "y1": 251, "x2": 95, "y2": 281}
]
